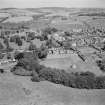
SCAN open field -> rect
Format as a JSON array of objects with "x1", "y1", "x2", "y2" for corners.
[
  {"x1": 3, "y1": 16, "x2": 33, "y2": 23},
  {"x1": 0, "y1": 13, "x2": 10, "y2": 18},
  {"x1": 40, "y1": 54, "x2": 80, "y2": 70},
  {"x1": 40, "y1": 53, "x2": 103, "y2": 76}
]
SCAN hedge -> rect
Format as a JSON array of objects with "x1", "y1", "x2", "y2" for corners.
[{"x1": 32, "y1": 66, "x2": 105, "y2": 89}]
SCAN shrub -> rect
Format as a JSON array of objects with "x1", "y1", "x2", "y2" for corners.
[
  {"x1": 12, "y1": 66, "x2": 32, "y2": 76},
  {"x1": 96, "y1": 60, "x2": 105, "y2": 72},
  {"x1": 10, "y1": 35, "x2": 22, "y2": 46},
  {"x1": 7, "y1": 53, "x2": 11, "y2": 59},
  {"x1": 0, "y1": 42, "x2": 4, "y2": 49},
  {"x1": 31, "y1": 70, "x2": 40, "y2": 82},
  {"x1": 33, "y1": 67, "x2": 74, "y2": 87},
  {"x1": 38, "y1": 44, "x2": 48, "y2": 59},
  {"x1": 29, "y1": 43, "x2": 37, "y2": 51},
  {"x1": 4, "y1": 38, "x2": 9, "y2": 49},
  {"x1": 73, "y1": 72, "x2": 96, "y2": 89},
  {"x1": 17, "y1": 39, "x2": 22, "y2": 46},
  {"x1": 0, "y1": 69, "x2": 4, "y2": 73},
  {"x1": 21, "y1": 36, "x2": 26, "y2": 40},
  {"x1": 32, "y1": 66, "x2": 105, "y2": 89},
  {"x1": 95, "y1": 76, "x2": 105, "y2": 89},
  {"x1": 15, "y1": 52, "x2": 24, "y2": 60},
  {"x1": 0, "y1": 53, "x2": 4, "y2": 59},
  {"x1": 27, "y1": 32, "x2": 35, "y2": 40}
]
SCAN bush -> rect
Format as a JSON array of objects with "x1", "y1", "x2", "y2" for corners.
[
  {"x1": 73, "y1": 72, "x2": 96, "y2": 89},
  {"x1": 31, "y1": 70, "x2": 40, "y2": 82},
  {"x1": 12, "y1": 66, "x2": 32, "y2": 76},
  {"x1": 29, "y1": 43, "x2": 37, "y2": 51},
  {"x1": 17, "y1": 39, "x2": 22, "y2": 46},
  {"x1": 0, "y1": 53, "x2": 4, "y2": 59},
  {"x1": 27, "y1": 32, "x2": 35, "y2": 40},
  {"x1": 95, "y1": 76, "x2": 105, "y2": 89},
  {"x1": 42, "y1": 27, "x2": 58, "y2": 40},
  {"x1": 4, "y1": 38, "x2": 9, "y2": 49},
  {"x1": 32, "y1": 66, "x2": 105, "y2": 89},
  {"x1": 15, "y1": 52, "x2": 24, "y2": 60},
  {"x1": 11, "y1": 51, "x2": 40, "y2": 76},
  {"x1": 38, "y1": 44, "x2": 48, "y2": 59},
  {"x1": 21, "y1": 36, "x2": 26, "y2": 40},
  {"x1": 0, "y1": 69, "x2": 4, "y2": 73},
  {"x1": 96, "y1": 60, "x2": 105, "y2": 72},
  {"x1": 0, "y1": 42, "x2": 4, "y2": 49},
  {"x1": 10, "y1": 35, "x2": 22, "y2": 46},
  {"x1": 35, "y1": 67, "x2": 70, "y2": 86}
]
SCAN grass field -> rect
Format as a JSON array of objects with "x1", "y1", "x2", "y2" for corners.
[
  {"x1": 0, "y1": 13, "x2": 10, "y2": 18},
  {"x1": 40, "y1": 52, "x2": 104, "y2": 76},
  {"x1": 0, "y1": 72, "x2": 105, "y2": 105},
  {"x1": 3, "y1": 16, "x2": 33, "y2": 23},
  {"x1": 40, "y1": 54, "x2": 79, "y2": 70}
]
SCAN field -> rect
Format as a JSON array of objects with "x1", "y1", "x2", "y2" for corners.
[
  {"x1": 0, "y1": 72, "x2": 105, "y2": 105},
  {"x1": 3, "y1": 16, "x2": 33, "y2": 23},
  {"x1": 0, "y1": 13, "x2": 10, "y2": 18},
  {"x1": 40, "y1": 52, "x2": 103, "y2": 76}
]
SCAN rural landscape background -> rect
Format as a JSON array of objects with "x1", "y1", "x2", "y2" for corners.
[{"x1": 1, "y1": 1, "x2": 105, "y2": 105}]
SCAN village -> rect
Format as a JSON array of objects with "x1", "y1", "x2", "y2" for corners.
[{"x1": 0, "y1": 23, "x2": 105, "y2": 66}]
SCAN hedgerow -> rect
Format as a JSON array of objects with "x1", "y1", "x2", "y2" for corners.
[{"x1": 32, "y1": 66, "x2": 105, "y2": 89}]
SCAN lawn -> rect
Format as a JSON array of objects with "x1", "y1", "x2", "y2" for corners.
[{"x1": 40, "y1": 52, "x2": 104, "y2": 76}]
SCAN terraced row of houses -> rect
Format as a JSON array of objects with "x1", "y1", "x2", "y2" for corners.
[
  {"x1": 0, "y1": 59, "x2": 16, "y2": 65},
  {"x1": 48, "y1": 47, "x2": 74, "y2": 55},
  {"x1": 71, "y1": 36, "x2": 105, "y2": 48}
]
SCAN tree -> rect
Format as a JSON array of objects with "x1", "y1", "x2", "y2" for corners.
[
  {"x1": 27, "y1": 32, "x2": 35, "y2": 40},
  {"x1": 7, "y1": 53, "x2": 11, "y2": 59},
  {"x1": 96, "y1": 59, "x2": 105, "y2": 72},
  {"x1": 10, "y1": 35, "x2": 18, "y2": 42},
  {"x1": 21, "y1": 36, "x2": 26, "y2": 40},
  {"x1": 4, "y1": 38, "x2": 9, "y2": 49},
  {"x1": 101, "y1": 42, "x2": 105, "y2": 51},
  {"x1": 38, "y1": 44, "x2": 48, "y2": 59},
  {"x1": 64, "y1": 31, "x2": 72, "y2": 37},
  {"x1": 42, "y1": 27, "x2": 58, "y2": 40},
  {"x1": 29, "y1": 42, "x2": 37, "y2": 51},
  {"x1": 0, "y1": 42, "x2": 4, "y2": 49},
  {"x1": 15, "y1": 52, "x2": 24, "y2": 60},
  {"x1": 17, "y1": 39, "x2": 22, "y2": 46},
  {"x1": 0, "y1": 53, "x2": 4, "y2": 59}
]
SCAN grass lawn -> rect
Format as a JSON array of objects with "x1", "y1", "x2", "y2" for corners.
[{"x1": 40, "y1": 52, "x2": 104, "y2": 76}]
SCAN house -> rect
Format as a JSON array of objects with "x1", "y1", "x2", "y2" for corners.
[{"x1": 52, "y1": 33, "x2": 65, "y2": 42}]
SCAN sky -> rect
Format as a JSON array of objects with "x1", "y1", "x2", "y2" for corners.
[{"x1": 0, "y1": 0, "x2": 105, "y2": 8}]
